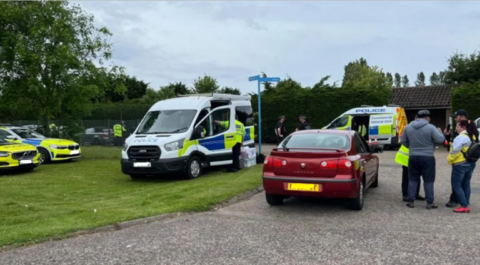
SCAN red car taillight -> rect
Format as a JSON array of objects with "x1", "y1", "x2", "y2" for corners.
[
  {"x1": 320, "y1": 159, "x2": 353, "y2": 175},
  {"x1": 264, "y1": 156, "x2": 287, "y2": 171}
]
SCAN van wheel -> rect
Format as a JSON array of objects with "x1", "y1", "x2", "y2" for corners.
[
  {"x1": 371, "y1": 173, "x2": 379, "y2": 188},
  {"x1": 348, "y1": 180, "x2": 364, "y2": 211},
  {"x1": 186, "y1": 156, "x2": 202, "y2": 179},
  {"x1": 266, "y1": 193, "x2": 284, "y2": 206},
  {"x1": 38, "y1": 148, "x2": 51, "y2": 164}
]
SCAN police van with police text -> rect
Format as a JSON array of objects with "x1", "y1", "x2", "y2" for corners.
[
  {"x1": 323, "y1": 105, "x2": 408, "y2": 149},
  {"x1": 121, "y1": 93, "x2": 255, "y2": 180}
]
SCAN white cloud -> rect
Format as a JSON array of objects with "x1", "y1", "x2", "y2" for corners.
[{"x1": 75, "y1": 1, "x2": 480, "y2": 93}]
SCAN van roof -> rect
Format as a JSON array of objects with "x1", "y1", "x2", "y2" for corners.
[{"x1": 150, "y1": 93, "x2": 251, "y2": 111}]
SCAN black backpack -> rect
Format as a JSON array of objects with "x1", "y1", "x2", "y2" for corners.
[{"x1": 462, "y1": 141, "x2": 480, "y2": 163}]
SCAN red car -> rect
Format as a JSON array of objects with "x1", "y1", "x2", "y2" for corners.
[{"x1": 262, "y1": 130, "x2": 382, "y2": 210}]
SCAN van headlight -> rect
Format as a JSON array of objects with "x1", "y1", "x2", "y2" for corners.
[
  {"x1": 123, "y1": 143, "x2": 129, "y2": 151},
  {"x1": 164, "y1": 139, "x2": 184, "y2": 151},
  {"x1": 0, "y1": 152, "x2": 9, "y2": 157}
]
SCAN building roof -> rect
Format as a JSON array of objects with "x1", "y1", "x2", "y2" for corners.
[{"x1": 390, "y1": 85, "x2": 454, "y2": 109}]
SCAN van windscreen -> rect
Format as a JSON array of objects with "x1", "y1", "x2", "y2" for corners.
[{"x1": 137, "y1": 110, "x2": 197, "y2": 134}]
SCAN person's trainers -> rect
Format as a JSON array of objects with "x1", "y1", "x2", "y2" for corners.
[
  {"x1": 453, "y1": 206, "x2": 470, "y2": 213},
  {"x1": 416, "y1": 195, "x2": 426, "y2": 201},
  {"x1": 426, "y1": 203, "x2": 438, "y2": 209},
  {"x1": 406, "y1": 202, "x2": 415, "y2": 208},
  {"x1": 446, "y1": 200, "x2": 457, "y2": 208}
]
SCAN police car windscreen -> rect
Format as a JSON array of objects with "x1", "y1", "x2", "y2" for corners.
[
  {"x1": 12, "y1": 129, "x2": 46, "y2": 139},
  {"x1": 280, "y1": 133, "x2": 350, "y2": 151},
  {"x1": 137, "y1": 110, "x2": 197, "y2": 134}
]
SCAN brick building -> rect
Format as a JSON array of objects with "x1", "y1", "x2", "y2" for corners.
[{"x1": 390, "y1": 85, "x2": 455, "y2": 130}]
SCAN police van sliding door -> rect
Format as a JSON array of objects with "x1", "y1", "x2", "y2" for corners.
[
  {"x1": 368, "y1": 114, "x2": 394, "y2": 143},
  {"x1": 194, "y1": 105, "x2": 236, "y2": 166}
]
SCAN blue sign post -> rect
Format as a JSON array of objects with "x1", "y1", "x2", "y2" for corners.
[{"x1": 248, "y1": 75, "x2": 280, "y2": 155}]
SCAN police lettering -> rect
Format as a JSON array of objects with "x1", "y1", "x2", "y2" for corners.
[
  {"x1": 133, "y1": 138, "x2": 159, "y2": 143},
  {"x1": 355, "y1": 108, "x2": 386, "y2": 113}
]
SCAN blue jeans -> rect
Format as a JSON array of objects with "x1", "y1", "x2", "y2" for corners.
[{"x1": 451, "y1": 162, "x2": 476, "y2": 207}]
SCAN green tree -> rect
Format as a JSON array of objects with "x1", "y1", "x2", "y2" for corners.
[
  {"x1": 137, "y1": 87, "x2": 175, "y2": 104},
  {"x1": 429, "y1": 72, "x2": 440, "y2": 85},
  {"x1": 261, "y1": 72, "x2": 274, "y2": 93},
  {"x1": 218, "y1": 86, "x2": 241, "y2": 95},
  {"x1": 342, "y1": 57, "x2": 368, "y2": 84},
  {"x1": 438, "y1": 71, "x2": 447, "y2": 85},
  {"x1": 193, "y1": 74, "x2": 219, "y2": 93},
  {"x1": 385, "y1": 72, "x2": 394, "y2": 87},
  {"x1": 125, "y1": 75, "x2": 149, "y2": 100},
  {"x1": 0, "y1": 1, "x2": 113, "y2": 135},
  {"x1": 401, "y1": 75, "x2": 410, "y2": 87},
  {"x1": 444, "y1": 51, "x2": 480, "y2": 84},
  {"x1": 167, "y1": 82, "x2": 190, "y2": 95},
  {"x1": 394, "y1": 73, "x2": 402, "y2": 88},
  {"x1": 312, "y1": 75, "x2": 335, "y2": 90},
  {"x1": 415, "y1": 72, "x2": 426, "y2": 86}
]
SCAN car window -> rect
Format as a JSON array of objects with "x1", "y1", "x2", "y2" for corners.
[
  {"x1": 235, "y1": 106, "x2": 254, "y2": 126},
  {"x1": 0, "y1": 129, "x2": 9, "y2": 139},
  {"x1": 11, "y1": 128, "x2": 45, "y2": 139},
  {"x1": 330, "y1": 116, "x2": 349, "y2": 128},
  {"x1": 209, "y1": 108, "x2": 231, "y2": 137},
  {"x1": 354, "y1": 133, "x2": 368, "y2": 153},
  {"x1": 137, "y1": 110, "x2": 197, "y2": 134},
  {"x1": 280, "y1": 133, "x2": 350, "y2": 150}
]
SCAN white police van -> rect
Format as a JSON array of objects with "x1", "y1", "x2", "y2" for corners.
[
  {"x1": 323, "y1": 105, "x2": 408, "y2": 149},
  {"x1": 121, "y1": 93, "x2": 255, "y2": 180}
]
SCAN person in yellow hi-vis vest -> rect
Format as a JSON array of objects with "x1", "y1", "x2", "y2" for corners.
[
  {"x1": 358, "y1": 123, "x2": 367, "y2": 140},
  {"x1": 113, "y1": 121, "x2": 126, "y2": 146},
  {"x1": 49, "y1": 123, "x2": 56, "y2": 136},
  {"x1": 395, "y1": 145, "x2": 424, "y2": 202},
  {"x1": 214, "y1": 113, "x2": 245, "y2": 173}
]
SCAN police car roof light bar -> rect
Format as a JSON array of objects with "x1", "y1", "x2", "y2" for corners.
[{"x1": 176, "y1": 93, "x2": 251, "y2": 101}]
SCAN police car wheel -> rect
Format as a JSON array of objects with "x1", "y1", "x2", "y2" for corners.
[
  {"x1": 186, "y1": 156, "x2": 202, "y2": 179},
  {"x1": 38, "y1": 148, "x2": 50, "y2": 164},
  {"x1": 348, "y1": 179, "x2": 364, "y2": 211}
]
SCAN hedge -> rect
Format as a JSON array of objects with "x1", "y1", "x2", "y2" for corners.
[
  {"x1": 451, "y1": 82, "x2": 480, "y2": 121},
  {"x1": 252, "y1": 87, "x2": 391, "y2": 143},
  {"x1": 84, "y1": 103, "x2": 152, "y2": 120}
]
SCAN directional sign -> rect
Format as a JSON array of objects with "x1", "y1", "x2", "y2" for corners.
[
  {"x1": 259, "y1": 77, "x2": 280, "y2": 82},
  {"x1": 248, "y1": 75, "x2": 260, "y2": 81}
]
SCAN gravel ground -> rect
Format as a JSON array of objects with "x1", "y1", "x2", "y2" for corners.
[{"x1": 2, "y1": 147, "x2": 480, "y2": 265}]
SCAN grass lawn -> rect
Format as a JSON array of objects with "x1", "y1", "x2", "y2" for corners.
[{"x1": 0, "y1": 146, "x2": 263, "y2": 247}]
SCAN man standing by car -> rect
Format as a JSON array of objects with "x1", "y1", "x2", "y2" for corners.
[
  {"x1": 446, "y1": 109, "x2": 469, "y2": 208},
  {"x1": 296, "y1": 115, "x2": 311, "y2": 131},
  {"x1": 396, "y1": 116, "x2": 424, "y2": 202},
  {"x1": 275, "y1": 115, "x2": 286, "y2": 144},
  {"x1": 401, "y1": 110, "x2": 445, "y2": 209}
]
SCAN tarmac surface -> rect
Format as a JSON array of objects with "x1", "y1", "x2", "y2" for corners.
[{"x1": 2, "y1": 146, "x2": 480, "y2": 265}]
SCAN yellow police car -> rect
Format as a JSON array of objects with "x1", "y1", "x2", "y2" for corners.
[
  {"x1": 0, "y1": 137, "x2": 41, "y2": 172},
  {"x1": 0, "y1": 126, "x2": 81, "y2": 164}
]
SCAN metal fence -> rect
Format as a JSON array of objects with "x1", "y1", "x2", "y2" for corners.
[{"x1": 2, "y1": 120, "x2": 143, "y2": 146}]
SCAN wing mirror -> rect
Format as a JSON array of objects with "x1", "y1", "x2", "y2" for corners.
[
  {"x1": 194, "y1": 126, "x2": 205, "y2": 139},
  {"x1": 6, "y1": 135, "x2": 17, "y2": 140}
]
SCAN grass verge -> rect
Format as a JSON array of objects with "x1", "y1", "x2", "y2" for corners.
[{"x1": 0, "y1": 146, "x2": 263, "y2": 247}]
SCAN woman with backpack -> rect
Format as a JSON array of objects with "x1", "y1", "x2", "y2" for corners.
[{"x1": 447, "y1": 119, "x2": 479, "y2": 213}]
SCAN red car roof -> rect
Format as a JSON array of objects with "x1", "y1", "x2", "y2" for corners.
[{"x1": 293, "y1": 129, "x2": 355, "y2": 136}]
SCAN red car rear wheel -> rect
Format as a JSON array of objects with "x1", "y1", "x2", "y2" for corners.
[{"x1": 265, "y1": 193, "x2": 284, "y2": 206}]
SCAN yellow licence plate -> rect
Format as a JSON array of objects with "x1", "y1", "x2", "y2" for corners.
[{"x1": 287, "y1": 183, "x2": 321, "y2": 192}]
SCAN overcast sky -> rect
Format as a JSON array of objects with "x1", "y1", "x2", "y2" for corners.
[{"x1": 76, "y1": 1, "x2": 480, "y2": 94}]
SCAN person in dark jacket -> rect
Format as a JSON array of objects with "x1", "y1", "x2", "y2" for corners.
[
  {"x1": 296, "y1": 115, "x2": 310, "y2": 131},
  {"x1": 275, "y1": 116, "x2": 286, "y2": 144},
  {"x1": 401, "y1": 110, "x2": 445, "y2": 209}
]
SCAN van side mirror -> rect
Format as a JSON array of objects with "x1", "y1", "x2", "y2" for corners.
[
  {"x1": 6, "y1": 135, "x2": 17, "y2": 140},
  {"x1": 194, "y1": 126, "x2": 205, "y2": 139}
]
